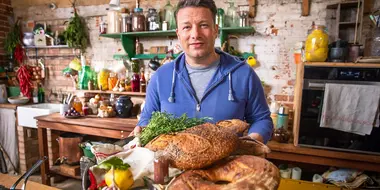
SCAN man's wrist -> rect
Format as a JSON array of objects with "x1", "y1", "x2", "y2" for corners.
[{"x1": 248, "y1": 133, "x2": 264, "y2": 143}]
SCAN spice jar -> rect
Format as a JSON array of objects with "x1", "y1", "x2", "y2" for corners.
[
  {"x1": 132, "y1": 8, "x2": 145, "y2": 32},
  {"x1": 154, "y1": 151, "x2": 169, "y2": 185},
  {"x1": 162, "y1": 21, "x2": 168, "y2": 31},
  {"x1": 147, "y1": 8, "x2": 160, "y2": 31},
  {"x1": 108, "y1": 72, "x2": 118, "y2": 90},
  {"x1": 305, "y1": 25, "x2": 329, "y2": 62}
]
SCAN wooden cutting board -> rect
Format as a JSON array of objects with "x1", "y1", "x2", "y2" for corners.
[{"x1": 0, "y1": 174, "x2": 60, "y2": 190}]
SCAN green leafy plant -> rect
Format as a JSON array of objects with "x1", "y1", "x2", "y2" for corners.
[
  {"x1": 63, "y1": 4, "x2": 88, "y2": 53},
  {"x1": 98, "y1": 157, "x2": 130, "y2": 170},
  {"x1": 4, "y1": 19, "x2": 21, "y2": 55},
  {"x1": 140, "y1": 112, "x2": 211, "y2": 145}
]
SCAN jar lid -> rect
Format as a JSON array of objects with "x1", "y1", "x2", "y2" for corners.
[
  {"x1": 131, "y1": 58, "x2": 139, "y2": 61},
  {"x1": 278, "y1": 106, "x2": 289, "y2": 115},
  {"x1": 134, "y1": 8, "x2": 143, "y2": 12}
]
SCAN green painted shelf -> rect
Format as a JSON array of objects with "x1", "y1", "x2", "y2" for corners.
[
  {"x1": 100, "y1": 27, "x2": 255, "y2": 59},
  {"x1": 113, "y1": 53, "x2": 180, "y2": 60},
  {"x1": 100, "y1": 30, "x2": 177, "y2": 38}
]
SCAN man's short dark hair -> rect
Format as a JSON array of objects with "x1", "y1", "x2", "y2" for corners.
[{"x1": 175, "y1": 0, "x2": 217, "y2": 25}]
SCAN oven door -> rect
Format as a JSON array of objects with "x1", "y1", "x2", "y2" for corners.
[{"x1": 299, "y1": 79, "x2": 380, "y2": 155}]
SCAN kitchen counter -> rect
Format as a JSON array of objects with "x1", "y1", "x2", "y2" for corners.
[
  {"x1": 36, "y1": 113, "x2": 138, "y2": 185},
  {"x1": 0, "y1": 103, "x2": 18, "y2": 109}
]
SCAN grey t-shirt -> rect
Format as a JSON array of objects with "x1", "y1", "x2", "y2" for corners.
[{"x1": 185, "y1": 59, "x2": 220, "y2": 101}]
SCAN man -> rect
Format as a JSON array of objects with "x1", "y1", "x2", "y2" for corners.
[{"x1": 131, "y1": 0, "x2": 273, "y2": 143}]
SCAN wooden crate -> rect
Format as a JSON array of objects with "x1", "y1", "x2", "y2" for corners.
[{"x1": 278, "y1": 179, "x2": 344, "y2": 190}]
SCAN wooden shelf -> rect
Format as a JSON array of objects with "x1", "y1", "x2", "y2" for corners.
[
  {"x1": 77, "y1": 90, "x2": 146, "y2": 96},
  {"x1": 23, "y1": 45, "x2": 69, "y2": 49},
  {"x1": 339, "y1": 21, "x2": 360, "y2": 25},
  {"x1": 50, "y1": 166, "x2": 81, "y2": 180},
  {"x1": 304, "y1": 62, "x2": 380, "y2": 68},
  {"x1": 100, "y1": 30, "x2": 177, "y2": 39},
  {"x1": 100, "y1": 27, "x2": 255, "y2": 60}
]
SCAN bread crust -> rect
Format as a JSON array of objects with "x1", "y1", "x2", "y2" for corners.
[{"x1": 168, "y1": 155, "x2": 280, "y2": 190}]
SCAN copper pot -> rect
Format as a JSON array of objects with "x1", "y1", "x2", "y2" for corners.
[{"x1": 57, "y1": 133, "x2": 83, "y2": 165}]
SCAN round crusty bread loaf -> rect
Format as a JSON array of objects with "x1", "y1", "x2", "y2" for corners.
[
  {"x1": 145, "y1": 123, "x2": 239, "y2": 170},
  {"x1": 168, "y1": 155, "x2": 280, "y2": 190}
]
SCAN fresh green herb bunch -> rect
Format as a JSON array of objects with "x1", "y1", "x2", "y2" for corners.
[
  {"x1": 140, "y1": 112, "x2": 211, "y2": 145},
  {"x1": 63, "y1": 11, "x2": 88, "y2": 53},
  {"x1": 4, "y1": 20, "x2": 21, "y2": 54}
]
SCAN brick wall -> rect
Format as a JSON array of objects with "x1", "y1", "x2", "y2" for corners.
[
  {"x1": 11, "y1": 0, "x2": 374, "y2": 108},
  {"x1": 0, "y1": 0, "x2": 12, "y2": 67}
]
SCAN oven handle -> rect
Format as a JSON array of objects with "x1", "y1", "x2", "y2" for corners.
[{"x1": 309, "y1": 82, "x2": 325, "y2": 89}]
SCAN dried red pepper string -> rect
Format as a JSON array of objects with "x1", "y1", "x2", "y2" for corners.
[
  {"x1": 14, "y1": 44, "x2": 24, "y2": 64},
  {"x1": 17, "y1": 65, "x2": 32, "y2": 98}
]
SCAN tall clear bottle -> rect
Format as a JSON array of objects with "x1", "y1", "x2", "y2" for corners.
[
  {"x1": 226, "y1": 1, "x2": 238, "y2": 27},
  {"x1": 164, "y1": 0, "x2": 176, "y2": 30}
]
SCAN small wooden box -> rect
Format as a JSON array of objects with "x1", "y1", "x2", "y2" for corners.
[
  {"x1": 150, "y1": 46, "x2": 168, "y2": 54},
  {"x1": 59, "y1": 164, "x2": 80, "y2": 177},
  {"x1": 34, "y1": 34, "x2": 47, "y2": 47}
]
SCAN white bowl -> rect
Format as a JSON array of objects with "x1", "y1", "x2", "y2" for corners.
[{"x1": 8, "y1": 96, "x2": 29, "y2": 104}]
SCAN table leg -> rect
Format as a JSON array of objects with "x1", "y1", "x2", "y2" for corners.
[{"x1": 38, "y1": 127, "x2": 50, "y2": 186}]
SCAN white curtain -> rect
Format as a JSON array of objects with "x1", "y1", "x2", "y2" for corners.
[{"x1": 0, "y1": 108, "x2": 18, "y2": 174}]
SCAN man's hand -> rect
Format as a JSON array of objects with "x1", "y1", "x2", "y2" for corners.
[
  {"x1": 128, "y1": 126, "x2": 142, "y2": 137},
  {"x1": 248, "y1": 133, "x2": 264, "y2": 143}
]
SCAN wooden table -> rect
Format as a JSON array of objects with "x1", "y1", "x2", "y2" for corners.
[
  {"x1": 267, "y1": 141, "x2": 380, "y2": 172},
  {"x1": 36, "y1": 113, "x2": 137, "y2": 185},
  {"x1": 0, "y1": 174, "x2": 60, "y2": 190}
]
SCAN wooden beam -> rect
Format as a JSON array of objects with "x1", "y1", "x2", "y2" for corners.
[{"x1": 302, "y1": 0, "x2": 310, "y2": 16}]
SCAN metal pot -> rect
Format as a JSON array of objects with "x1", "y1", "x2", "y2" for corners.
[
  {"x1": 57, "y1": 133, "x2": 83, "y2": 165},
  {"x1": 22, "y1": 32, "x2": 34, "y2": 47}
]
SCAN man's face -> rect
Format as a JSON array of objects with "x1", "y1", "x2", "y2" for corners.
[{"x1": 176, "y1": 7, "x2": 218, "y2": 61}]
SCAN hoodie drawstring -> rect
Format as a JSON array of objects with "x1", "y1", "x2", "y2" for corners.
[
  {"x1": 228, "y1": 73, "x2": 235, "y2": 101},
  {"x1": 168, "y1": 66, "x2": 176, "y2": 103}
]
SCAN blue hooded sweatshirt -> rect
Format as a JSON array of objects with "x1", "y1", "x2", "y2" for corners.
[{"x1": 137, "y1": 49, "x2": 273, "y2": 143}]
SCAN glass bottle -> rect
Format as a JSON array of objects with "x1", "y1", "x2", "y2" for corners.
[
  {"x1": 216, "y1": 8, "x2": 225, "y2": 27},
  {"x1": 140, "y1": 69, "x2": 146, "y2": 93},
  {"x1": 33, "y1": 87, "x2": 38, "y2": 103},
  {"x1": 305, "y1": 25, "x2": 329, "y2": 62},
  {"x1": 38, "y1": 84, "x2": 45, "y2": 103},
  {"x1": 276, "y1": 105, "x2": 289, "y2": 129},
  {"x1": 226, "y1": 1, "x2": 238, "y2": 27},
  {"x1": 131, "y1": 58, "x2": 140, "y2": 92},
  {"x1": 164, "y1": 0, "x2": 176, "y2": 30},
  {"x1": 147, "y1": 8, "x2": 160, "y2": 31},
  {"x1": 79, "y1": 65, "x2": 92, "y2": 90},
  {"x1": 132, "y1": 8, "x2": 145, "y2": 32}
]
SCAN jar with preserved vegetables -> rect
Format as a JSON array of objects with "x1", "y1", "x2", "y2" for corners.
[
  {"x1": 132, "y1": 8, "x2": 145, "y2": 32},
  {"x1": 97, "y1": 69, "x2": 110, "y2": 90},
  {"x1": 305, "y1": 25, "x2": 329, "y2": 62}
]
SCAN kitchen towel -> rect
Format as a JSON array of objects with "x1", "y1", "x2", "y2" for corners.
[{"x1": 320, "y1": 83, "x2": 380, "y2": 135}]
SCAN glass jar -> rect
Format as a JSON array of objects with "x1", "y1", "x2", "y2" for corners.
[
  {"x1": 73, "y1": 98, "x2": 83, "y2": 113},
  {"x1": 140, "y1": 69, "x2": 146, "y2": 93},
  {"x1": 97, "y1": 69, "x2": 110, "y2": 90},
  {"x1": 132, "y1": 8, "x2": 145, "y2": 32},
  {"x1": 131, "y1": 58, "x2": 141, "y2": 92},
  {"x1": 147, "y1": 8, "x2": 160, "y2": 31},
  {"x1": 305, "y1": 25, "x2": 329, "y2": 62},
  {"x1": 107, "y1": 10, "x2": 121, "y2": 33},
  {"x1": 108, "y1": 72, "x2": 118, "y2": 90}
]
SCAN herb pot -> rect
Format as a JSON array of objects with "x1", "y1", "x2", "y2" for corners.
[
  {"x1": 115, "y1": 95, "x2": 134, "y2": 118},
  {"x1": 22, "y1": 32, "x2": 34, "y2": 46}
]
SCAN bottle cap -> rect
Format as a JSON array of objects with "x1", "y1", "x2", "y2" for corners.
[{"x1": 278, "y1": 106, "x2": 289, "y2": 115}]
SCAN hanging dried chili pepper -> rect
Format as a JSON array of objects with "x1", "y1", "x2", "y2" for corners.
[
  {"x1": 17, "y1": 65, "x2": 32, "y2": 98},
  {"x1": 14, "y1": 44, "x2": 24, "y2": 64}
]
